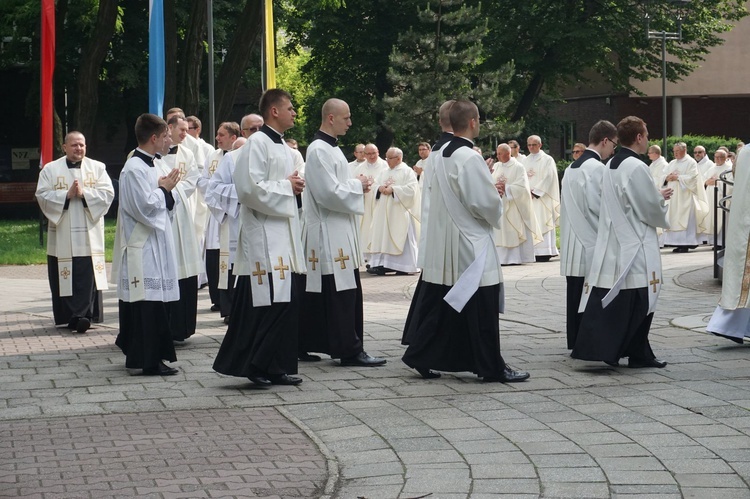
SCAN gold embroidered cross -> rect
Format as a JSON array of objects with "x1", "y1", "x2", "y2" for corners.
[
  {"x1": 584, "y1": 282, "x2": 589, "y2": 294},
  {"x1": 131, "y1": 277, "x2": 140, "y2": 288},
  {"x1": 252, "y1": 262, "x2": 266, "y2": 284},
  {"x1": 95, "y1": 262, "x2": 104, "y2": 273},
  {"x1": 178, "y1": 162, "x2": 187, "y2": 179},
  {"x1": 274, "y1": 257, "x2": 289, "y2": 280},
  {"x1": 60, "y1": 267, "x2": 71, "y2": 280},
  {"x1": 54, "y1": 177, "x2": 68, "y2": 191},
  {"x1": 209, "y1": 160, "x2": 218, "y2": 175},
  {"x1": 84, "y1": 173, "x2": 97, "y2": 188},
  {"x1": 308, "y1": 250, "x2": 319, "y2": 271},
  {"x1": 220, "y1": 261, "x2": 228, "y2": 273},
  {"x1": 334, "y1": 248, "x2": 350, "y2": 270},
  {"x1": 649, "y1": 271, "x2": 660, "y2": 293}
]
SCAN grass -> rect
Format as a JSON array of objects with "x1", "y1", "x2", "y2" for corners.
[{"x1": 0, "y1": 218, "x2": 116, "y2": 265}]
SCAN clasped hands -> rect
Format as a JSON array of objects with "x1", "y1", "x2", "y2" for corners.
[
  {"x1": 357, "y1": 174, "x2": 373, "y2": 193},
  {"x1": 288, "y1": 170, "x2": 305, "y2": 195},
  {"x1": 66, "y1": 180, "x2": 84, "y2": 199},
  {"x1": 378, "y1": 178, "x2": 394, "y2": 196},
  {"x1": 158, "y1": 168, "x2": 181, "y2": 191}
]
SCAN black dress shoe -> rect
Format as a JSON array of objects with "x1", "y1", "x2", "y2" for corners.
[
  {"x1": 366, "y1": 266, "x2": 386, "y2": 276},
  {"x1": 484, "y1": 366, "x2": 530, "y2": 383},
  {"x1": 535, "y1": 255, "x2": 552, "y2": 262},
  {"x1": 142, "y1": 362, "x2": 179, "y2": 376},
  {"x1": 223, "y1": 316, "x2": 230, "y2": 325},
  {"x1": 340, "y1": 351, "x2": 387, "y2": 367},
  {"x1": 417, "y1": 367, "x2": 441, "y2": 379},
  {"x1": 75, "y1": 317, "x2": 91, "y2": 334},
  {"x1": 210, "y1": 304, "x2": 221, "y2": 312},
  {"x1": 299, "y1": 353, "x2": 322, "y2": 362},
  {"x1": 628, "y1": 357, "x2": 667, "y2": 368},
  {"x1": 247, "y1": 375, "x2": 272, "y2": 386},
  {"x1": 270, "y1": 374, "x2": 303, "y2": 385},
  {"x1": 604, "y1": 360, "x2": 620, "y2": 367}
]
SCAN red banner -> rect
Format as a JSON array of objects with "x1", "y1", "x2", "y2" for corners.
[{"x1": 40, "y1": 0, "x2": 55, "y2": 168}]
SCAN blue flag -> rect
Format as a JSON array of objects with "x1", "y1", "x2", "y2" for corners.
[{"x1": 149, "y1": 0, "x2": 165, "y2": 117}]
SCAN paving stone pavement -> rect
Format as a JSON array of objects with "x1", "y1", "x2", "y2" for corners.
[{"x1": 1, "y1": 247, "x2": 750, "y2": 498}]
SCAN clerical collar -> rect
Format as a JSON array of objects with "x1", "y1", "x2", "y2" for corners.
[
  {"x1": 66, "y1": 159, "x2": 82, "y2": 169},
  {"x1": 609, "y1": 146, "x2": 641, "y2": 170},
  {"x1": 313, "y1": 130, "x2": 338, "y2": 146},
  {"x1": 260, "y1": 124, "x2": 284, "y2": 144},
  {"x1": 432, "y1": 131, "x2": 454, "y2": 152},
  {"x1": 133, "y1": 148, "x2": 156, "y2": 167},
  {"x1": 569, "y1": 149, "x2": 600, "y2": 169},
  {"x1": 442, "y1": 136, "x2": 474, "y2": 157},
  {"x1": 168, "y1": 146, "x2": 178, "y2": 155}
]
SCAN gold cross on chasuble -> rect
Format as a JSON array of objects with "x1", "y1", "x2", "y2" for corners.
[
  {"x1": 209, "y1": 160, "x2": 218, "y2": 175},
  {"x1": 334, "y1": 248, "x2": 350, "y2": 270},
  {"x1": 84, "y1": 173, "x2": 97, "y2": 188},
  {"x1": 274, "y1": 257, "x2": 289, "y2": 280},
  {"x1": 308, "y1": 250, "x2": 319, "y2": 271},
  {"x1": 649, "y1": 272, "x2": 660, "y2": 293},
  {"x1": 252, "y1": 262, "x2": 266, "y2": 284},
  {"x1": 54, "y1": 177, "x2": 68, "y2": 190},
  {"x1": 60, "y1": 267, "x2": 71, "y2": 280},
  {"x1": 178, "y1": 162, "x2": 187, "y2": 180}
]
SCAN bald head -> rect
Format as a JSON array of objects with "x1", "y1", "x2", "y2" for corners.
[
  {"x1": 497, "y1": 143, "x2": 511, "y2": 163},
  {"x1": 232, "y1": 137, "x2": 247, "y2": 151},
  {"x1": 241, "y1": 114, "x2": 264, "y2": 138},
  {"x1": 364, "y1": 143, "x2": 380, "y2": 164},
  {"x1": 320, "y1": 98, "x2": 351, "y2": 137}
]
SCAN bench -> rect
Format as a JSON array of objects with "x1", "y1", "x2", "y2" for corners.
[{"x1": 0, "y1": 182, "x2": 37, "y2": 204}]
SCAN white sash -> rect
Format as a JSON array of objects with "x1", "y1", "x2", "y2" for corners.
[
  {"x1": 434, "y1": 152, "x2": 493, "y2": 312},
  {"x1": 125, "y1": 223, "x2": 152, "y2": 302},
  {"x1": 562, "y1": 178, "x2": 599, "y2": 314},
  {"x1": 601, "y1": 169, "x2": 661, "y2": 313},
  {"x1": 218, "y1": 219, "x2": 231, "y2": 289}
]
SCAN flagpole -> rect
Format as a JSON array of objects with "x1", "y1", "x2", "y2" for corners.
[{"x1": 264, "y1": 0, "x2": 276, "y2": 90}]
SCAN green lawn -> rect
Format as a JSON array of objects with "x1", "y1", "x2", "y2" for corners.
[{"x1": 0, "y1": 218, "x2": 116, "y2": 265}]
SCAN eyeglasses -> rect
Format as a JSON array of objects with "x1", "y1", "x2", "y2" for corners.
[
  {"x1": 572, "y1": 150, "x2": 584, "y2": 154},
  {"x1": 527, "y1": 143, "x2": 541, "y2": 147},
  {"x1": 242, "y1": 126, "x2": 261, "y2": 132},
  {"x1": 386, "y1": 156, "x2": 399, "y2": 160},
  {"x1": 607, "y1": 137, "x2": 618, "y2": 146},
  {"x1": 510, "y1": 145, "x2": 519, "y2": 149}
]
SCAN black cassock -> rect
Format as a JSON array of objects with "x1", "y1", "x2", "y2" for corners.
[
  {"x1": 402, "y1": 279, "x2": 507, "y2": 378},
  {"x1": 213, "y1": 273, "x2": 301, "y2": 378},
  {"x1": 116, "y1": 300, "x2": 176, "y2": 369},
  {"x1": 168, "y1": 276, "x2": 198, "y2": 341},
  {"x1": 47, "y1": 255, "x2": 102, "y2": 326}
]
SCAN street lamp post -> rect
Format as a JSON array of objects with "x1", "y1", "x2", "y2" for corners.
[{"x1": 645, "y1": 0, "x2": 688, "y2": 157}]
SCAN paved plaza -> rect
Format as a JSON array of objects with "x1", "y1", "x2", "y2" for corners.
[{"x1": 1, "y1": 247, "x2": 749, "y2": 498}]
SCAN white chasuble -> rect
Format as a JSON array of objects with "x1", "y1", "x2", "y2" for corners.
[
  {"x1": 417, "y1": 133, "x2": 453, "y2": 269},
  {"x1": 662, "y1": 156, "x2": 710, "y2": 239},
  {"x1": 352, "y1": 160, "x2": 388, "y2": 254},
  {"x1": 303, "y1": 132, "x2": 364, "y2": 293},
  {"x1": 200, "y1": 148, "x2": 225, "y2": 251},
  {"x1": 648, "y1": 156, "x2": 669, "y2": 189},
  {"x1": 368, "y1": 162, "x2": 420, "y2": 255},
  {"x1": 492, "y1": 157, "x2": 541, "y2": 250},
  {"x1": 698, "y1": 163, "x2": 730, "y2": 239},
  {"x1": 718, "y1": 147, "x2": 750, "y2": 310},
  {"x1": 233, "y1": 127, "x2": 306, "y2": 306},
  {"x1": 559, "y1": 152, "x2": 604, "y2": 278},
  {"x1": 585, "y1": 149, "x2": 669, "y2": 314},
  {"x1": 524, "y1": 150, "x2": 560, "y2": 236},
  {"x1": 111, "y1": 150, "x2": 179, "y2": 303},
  {"x1": 36, "y1": 157, "x2": 114, "y2": 295}
]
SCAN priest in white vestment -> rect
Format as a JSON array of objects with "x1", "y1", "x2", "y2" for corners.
[
  {"x1": 200, "y1": 122, "x2": 239, "y2": 314},
  {"x1": 658, "y1": 142, "x2": 709, "y2": 252},
  {"x1": 559, "y1": 121, "x2": 618, "y2": 349},
  {"x1": 647, "y1": 145, "x2": 670, "y2": 247},
  {"x1": 413, "y1": 142, "x2": 430, "y2": 188},
  {"x1": 300, "y1": 98, "x2": 386, "y2": 367},
  {"x1": 698, "y1": 149, "x2": 731, "y2": 245},
  {"x1": 402, "y1": 100, "x2": 529, "y2": 383},
  {"x1": 509, "y1": 139, "x2": 526, "y2": 164},
  {"x1": 36, "y1": 131, "x2": 114, "y2": 333},
  {"x1": 524, "y1": 135, "x2": 560, "y2": 261},
  {"x1": 573, "y1": 116, "x2": 672, "y2": 368},
  {"x1": 347, "y1": 143, "x2": 365, "y2": 169},
  {"x1": 353, "y1": 143, "x2": 388, "y2": 261},
  {"x1": 212, "y1": 89, "x2": 306, "y2": 386},
  {"x1": 157, "y1": 127, "x2": 203, "y2": 341},
  {"x1": 492, "y1": 143, "x2": 542, "y2": 265},
  {"x1": 707, "y1": 146, "x2": 750, "y2": 342},
  {"x1": 112, "y1": 114, "x2": 180, "y2": 376},
  {"x1": 204, "y1": 138, "x2": 246, "y2": 325},
  {"x1": 186, "y1": 116, "x2": 216, "y2": 163},
  {"x1": 367, "y1": 148, "x2": 420, "y2": 275}
]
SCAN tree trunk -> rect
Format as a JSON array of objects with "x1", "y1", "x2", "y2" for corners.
[
  {"x1": 215, "y1": 0, "x2": 263, "y2": 123},
  {"x1": 73, "y1": 0, "x2": 119, "y2": 139},
  {"x1": 512, "y1": 72, "x2": 545, "y2": 122},
  {"x1": 164, "y1": 0, "x2": 177, "y2": 112},
  {"x1": 177, "y1": 0, "x2": 208, "y2": 116}
]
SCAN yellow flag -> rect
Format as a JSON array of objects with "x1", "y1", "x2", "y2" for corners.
[{"x1": 264, "y1": 0, "x2": 276, "y2": 90}]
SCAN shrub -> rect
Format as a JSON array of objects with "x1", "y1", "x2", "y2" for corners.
[{"x1": 651, "y1": 135, "x2": 743, "y2": 161}]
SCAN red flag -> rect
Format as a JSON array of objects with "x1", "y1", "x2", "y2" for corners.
[{"x1": 40, "y1": 0, "x2": 55, "y2": 167}]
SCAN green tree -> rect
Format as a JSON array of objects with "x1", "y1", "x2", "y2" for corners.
[{"x1": 383, "y1": 0, "x2": 521, "y2": 152}]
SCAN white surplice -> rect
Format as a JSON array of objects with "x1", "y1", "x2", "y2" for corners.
[
  {"x1": 111, "y1": 150, "x2": 179, "y2": 303},
  {"x1": 205, "y1": 148, "x2": 241, "y2": 277},
  {"x1": 303, "y1": 132, "x2": 364, "y2": 293},
  {"x1": 352, "y1": 159, "x2": 388, "y2": 257},
  {"x1": 233, "y1": 127, "x2": 306, "y2": 306},
  {"x1": 36, "y1": 156, "x2": 114, "y2": 294},
  {"x1": 659, "y1": 156, "x2": 709, "y2": 245}
]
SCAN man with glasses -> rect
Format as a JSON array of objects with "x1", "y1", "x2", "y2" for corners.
[
  {"x1": 524, "y1": 135, "x2": 560, "y2": 262},
  {"x1": 413, "y1": 142, "x2": 431, "y2": 186},
  {"x1": 354, "y1": 144, "x2": 388, "y2": 262},
  {"x1": 572, "y1": 116, "x2": 672, "y2": 369},
  {"x1": 348, "y1": 143, "x2": 366, "y2": 169},
  {"x1": 240, "y1": 113, "x2": 264, "y2": 138},
  {"x1": 186, "y1": 116, "x2": 216, "y2": 160},
  {"x1": 559, "y1": 121, "x2": 617, "y2": 349},
  {"x1": 571, "y1": 143, "x2": 586, "y2": 161},
  {"x1": 508, "y1": 139, "x2": 526, "y2": 163}
]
